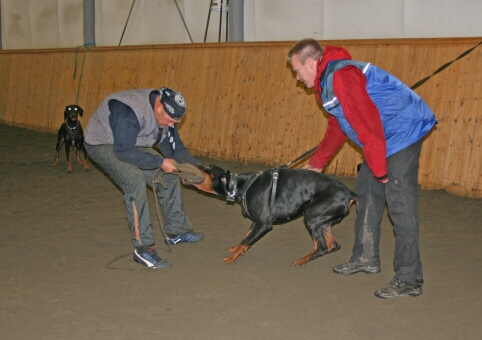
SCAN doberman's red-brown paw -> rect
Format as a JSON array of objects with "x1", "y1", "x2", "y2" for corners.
[
  {"x1": 223, "y1": 244, "x2": 250, "y2": 264},
  {"x1": 292, "y1": 257, "x2": 310, "y2": 268},
  {"x1": 227, "y1": 245, "x2": 238, "y2": 253},
  {"x1": 223, "y1": 254, "x2": 239, "y2": 264}
]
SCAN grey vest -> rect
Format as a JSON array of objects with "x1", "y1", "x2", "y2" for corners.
[{"x1": 85, "y1": 89, "x2": 159, "y2": 146}]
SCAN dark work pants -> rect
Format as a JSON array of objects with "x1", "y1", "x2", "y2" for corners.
[
  {"x1": 352, "y1": 139, "x2": 423, "y2": 285},
  {"x1": 85, "y1": 144, "x2": 192, "y2": 248}
]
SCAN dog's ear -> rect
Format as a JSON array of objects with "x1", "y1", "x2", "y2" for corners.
[{"x1": 77, "y1": 106, "x2": 84, "y2": 117}]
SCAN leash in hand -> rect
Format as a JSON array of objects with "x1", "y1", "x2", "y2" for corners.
[{"x1": 286, "y1": 146, "x2": 317, "y2": 168}]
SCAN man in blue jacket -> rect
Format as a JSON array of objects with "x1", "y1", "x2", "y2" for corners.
[
  {"x1": 85, "y1": 87, "x2": 203, "y2": 269},
  {"x1": 288, "y1": 38, "x2": 437, "y2": 298}
]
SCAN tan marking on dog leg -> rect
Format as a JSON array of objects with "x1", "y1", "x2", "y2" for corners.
[
  {"x1": 322, "y1": 225, "x2": 337, "y2": 252},
  {"x1": 223, "y1": 244, "x2": 250, "y2": 264},
  {"x1": 132, "y1": 201, "x2": 140, "y2": 243},
  {"x1": 224, "y1": 228, "x2": 254, "y2": 262},
  {"x1": 227, "y1": 245, "x2": 238, "y2": 253},
  {"x1": 226, "y1": 227, "x2": 253, "y2": 253},
  {"x1": 52, "y1": 154, "x2": 59, "y2": 167},
  {"x1": 83, "y1": 157, "x2": 90, "y2": 171},
  {"x1": 67, "y1": 161, "x2": 73, "y2": 173},
  {"x1": 76, "y1": 150, "x2": 83, "y2": 166},
  {"x1": 292, "y1": 237, "x2": 318, "y2": 267}
]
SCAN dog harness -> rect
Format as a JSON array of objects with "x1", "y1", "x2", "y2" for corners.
[
  {"x1": 226, "y1": 171, "x2": 260, "y2": 218},
  {"x1": 226, "y1": 168, "x2": 280, "y2": 221},
  {"x1": 269, "y1": 169, "x2": 279, "y2": 221}
]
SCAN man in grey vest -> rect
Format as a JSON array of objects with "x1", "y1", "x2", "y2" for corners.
[{"x1": 85, "y1": 87, "x2": 203, "y2": 269}]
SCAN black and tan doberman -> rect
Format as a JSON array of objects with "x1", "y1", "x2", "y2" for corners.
[
  {"x1": 52, "y1": 105, "x2": 89, "y2": 173},
  {"x1": 186, "y1": 164, "x2": 356, "y2": 267}
]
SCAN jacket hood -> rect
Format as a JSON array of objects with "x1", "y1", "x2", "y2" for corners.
[
  {"x1": 314, "y1": 46, "x2": 353, "y2": 99},
  {"x1": 319, "y1": 46, "x2": 352, "y2": 71}
]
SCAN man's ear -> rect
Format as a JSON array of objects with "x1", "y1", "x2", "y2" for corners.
[{"x1": 306, "y1": 57, "x2": 316, "y2": 70}]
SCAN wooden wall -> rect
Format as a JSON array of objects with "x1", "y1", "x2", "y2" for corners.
[{"x1": 0, "y1": 38, "x2": 481, "y2": 197}]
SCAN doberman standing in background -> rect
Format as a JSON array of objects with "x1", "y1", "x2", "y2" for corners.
[{"x1": 52, "y1": 105, "x2": 89, "y2": 173}]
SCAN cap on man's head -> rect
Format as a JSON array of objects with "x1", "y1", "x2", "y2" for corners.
[{"x1": 159, "y1": 87, "x2": 186, "y2": 120}]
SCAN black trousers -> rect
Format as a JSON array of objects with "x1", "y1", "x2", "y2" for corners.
[{"x1": 352, "y1": 139, "x2": 423, "y2": 284}]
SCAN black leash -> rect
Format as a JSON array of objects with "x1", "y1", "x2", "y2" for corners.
[
  {"x1": 410, "y1": 40, "x2": 482, "y2": 90},
  {"x1": 286, "y1": 40, "x2": 482, "y2": 168},
  {"x1": 286, "y1": 146, "x2": 318, "y2": 167}
]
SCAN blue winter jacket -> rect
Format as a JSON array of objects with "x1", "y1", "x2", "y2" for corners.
[{"x1": 320, "y1": 60, "x2": 437, "y2": 157}]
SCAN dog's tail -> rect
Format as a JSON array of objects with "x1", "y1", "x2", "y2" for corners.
[
  {"x1": 348, "y1": 190, "x2": 356, "y2": 210},
  {"x1": 349, "y1": 189, "x2": 356, "y2": 200}
]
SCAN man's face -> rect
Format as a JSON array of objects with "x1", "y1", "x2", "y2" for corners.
[
  {"x1": 290, "y1": 54, "x2": 316, "y2": 89},
  {"x1": 155, "y1": 104, "x2": 180, "y2": 128}
]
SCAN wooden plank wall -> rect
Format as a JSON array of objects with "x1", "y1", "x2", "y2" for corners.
[{"x1": 0, "y1": 38, "x2": 481, "y2": 197}]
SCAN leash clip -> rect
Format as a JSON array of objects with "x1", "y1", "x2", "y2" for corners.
[{"x1": 226, "y1": 191, "x2": 236, "y2": 203}]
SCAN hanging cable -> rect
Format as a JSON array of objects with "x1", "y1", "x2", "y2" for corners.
[
  {"x1": 72, "y1": 45, "x2": 89, "y2": 105},
  {"x1": 173, "y1": 0, "x2": 194, "y2": 43},
  {"x1": 119, "y1": 0, "x2": 136, "y2": 46}
]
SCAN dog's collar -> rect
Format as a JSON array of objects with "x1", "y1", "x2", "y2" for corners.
[
  {"x1": 226, "y1": 171, "x2": 262, "y2": 219},
  {"x1": 66, "y1": 119, "x2": 79, "y2": 130},
  {"x1": 225, "y1": 171, "x2": 261, "y2": 204},
  {"x1": 226, "y1": 173, "x2": 238, "y2": 203}
]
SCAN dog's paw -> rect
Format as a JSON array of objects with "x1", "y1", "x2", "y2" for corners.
[
  {"x1": 292, "y1": 259, "x2": 308, "y2": 268},
  {"x1": 222, "y1": 255, "x2": 238, "y2": 264},
  {"x1": 226, "y1": 245, "x2": 238, "y2": 253}
]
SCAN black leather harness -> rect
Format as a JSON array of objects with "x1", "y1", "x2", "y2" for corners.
[{"x1": 225, "y1": 168, "x2": 280, "y2": 221}]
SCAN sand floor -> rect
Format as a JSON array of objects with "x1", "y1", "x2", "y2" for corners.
[{"x1": 0, "y1": 124, "x2": 480, "y2": 339}]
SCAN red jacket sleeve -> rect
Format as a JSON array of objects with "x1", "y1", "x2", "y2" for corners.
[
  {"x1": 309, "y1": 116, "x2": 346, "y2": 169},
  {"x1": 332, "y1": 66, "x2": 388, "y2": 181}
]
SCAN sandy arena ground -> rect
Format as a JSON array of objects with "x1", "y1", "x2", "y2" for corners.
[{"x1": 0, "y1": 124, "x2": 480, "y2": 339}]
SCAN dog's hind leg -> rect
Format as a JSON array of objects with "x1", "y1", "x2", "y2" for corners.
[
  {"x1": 292, "y1": 235, "x2": 325, "y2": 267},
  {"x1": 223, "y1": 222, "x2": 272, "y2": 264},
  {"x1": 292, "y1": 199, "x2": 348, "y2": 267},
  {"x1": 292, "y1": 223, "x2": 341, "y2": 267},
  {"x1": 322, "y1": 224, "x2": 341, "y2": 252}
]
